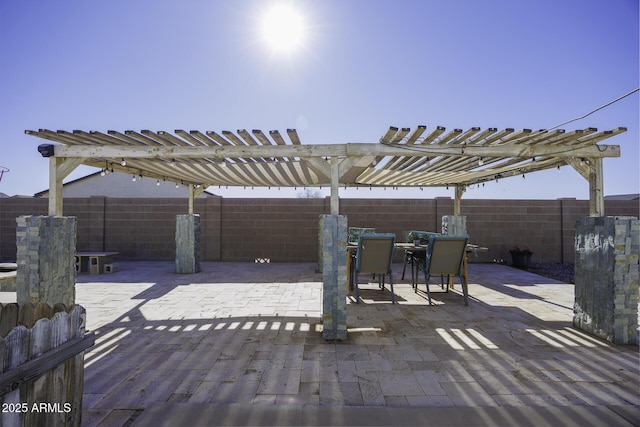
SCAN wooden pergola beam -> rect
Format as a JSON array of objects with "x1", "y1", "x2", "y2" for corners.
[{"x1": 47, "y1": 141, "x2": 620, "y2": 161}]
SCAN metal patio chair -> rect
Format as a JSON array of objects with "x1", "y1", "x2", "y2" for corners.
[
  {"x1": 348, "y1": 227, "x2": 376, "y2": 245},
  {"x1": 417, "y1": 235, "x2": 469, "y2": 306},
  {"x1": 353, "y1": 233, "x2": 396, "y2": 304},
  {"x1": 401, "y1": 231, "x2": 440, "y2": 283}
]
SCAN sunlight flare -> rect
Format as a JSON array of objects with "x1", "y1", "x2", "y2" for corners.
[{"x1": 261, "y1": 3, "x2": 306, "y2": 52}]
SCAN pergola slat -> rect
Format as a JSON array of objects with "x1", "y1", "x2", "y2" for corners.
[{"x1": 26, "y1": 125, "x2": 623, "y2": 191}]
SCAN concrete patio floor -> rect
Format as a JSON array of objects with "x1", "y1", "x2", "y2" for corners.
[{"x1": 28, "y1": 261, "x2": 640, "y2": 425}]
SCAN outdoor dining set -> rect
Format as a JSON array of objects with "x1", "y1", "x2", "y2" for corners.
[{"x1": 347, "y1": 228, "x2": 487, "y2": 307}]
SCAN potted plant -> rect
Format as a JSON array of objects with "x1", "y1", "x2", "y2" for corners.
[{"x1": 510, "y1": 245, "x2": 533, "y2": 269}]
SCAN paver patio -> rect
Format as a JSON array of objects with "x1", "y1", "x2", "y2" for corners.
[{"x1": 9, "y1": 261, "x2": 636, "y2": 426}]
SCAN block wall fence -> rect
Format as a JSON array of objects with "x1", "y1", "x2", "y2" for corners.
[{"x1": 1, "y1": 196, "x2": 638, "y2": 264}]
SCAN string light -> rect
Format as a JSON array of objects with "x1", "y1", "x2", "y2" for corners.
[
  {"x1": 121, "y1": 158, "x2": 126, "y2": 166},
  {"x1": 478, "y1": 157, "x2": 484, "y2": 166}
]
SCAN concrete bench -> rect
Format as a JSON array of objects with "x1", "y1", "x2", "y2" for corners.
[{"x1": 75, "y1": 252, "x2": 118, "y2": 275}]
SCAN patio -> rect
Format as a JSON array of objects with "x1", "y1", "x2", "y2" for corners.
[{"x1": 25, "y1": 261, "x2": 638, "y2": 426}]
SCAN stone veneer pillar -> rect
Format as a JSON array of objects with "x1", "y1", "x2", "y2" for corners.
[
  {"x1": 574, "y1": 216, "x2": 639, "y2": 345},
  {"x1": 15, "y1": 215, "x2": 76, "y2": 306},
  {"x1": 175, "y1": 214, "x2": 201, "y2": 274},
  {"x1": 320, "y1": 214, "x2": 348, "y2": 341},
  {"x1": 442, "y1": 215, "x2": 467, "y2": 236}
]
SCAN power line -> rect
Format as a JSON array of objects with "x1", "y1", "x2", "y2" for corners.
[{"x1": 546, "y1": 87, "x2": 639, "y2": 131}]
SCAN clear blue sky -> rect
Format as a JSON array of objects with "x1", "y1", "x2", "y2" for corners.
[{"x1": 1, "y1": 0, "x2": 638, "y2": 199}]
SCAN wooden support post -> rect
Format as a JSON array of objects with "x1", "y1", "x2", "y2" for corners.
[
  {"x1": 48, "y1": 157, "x2": 83, "y2": 216},
  {"x1": 49, "y1": 158, "x2": 63, "y2": 216},
  {"x1": 454, "y1": 186, "x2": 464, "y2": 216},
  {"x1": 589, "y1": 158, "x2": 604, "y2": 217},
  {"x1": 188, "y1": 184, "x2": 195, "y2": 214},
  {"x1": 568, "y1": 157, "x2": 605, "y2": 217},
  {"x1": 330, "y1": 157, "x2": 340, "y2": 215},
  {"x1": 187, "y1": 184, "x2": 208, "y2": 215}
]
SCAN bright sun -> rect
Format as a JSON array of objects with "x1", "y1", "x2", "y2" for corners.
[{"x1": 261, "y1": 3, "x2": 306, "y2": 53}]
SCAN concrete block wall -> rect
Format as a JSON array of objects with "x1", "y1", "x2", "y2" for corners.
[
  {"x1": 463, "y1": 199, "x2": 563, "y2": 263},
  {"x1": 102, "y1": 197, "x2": 187, "y2": 260},
  {"x1": 201, "y1": 197, "x2": 222, "y2": 261},
  {"x1": 1, "y1": 196, "x2": 638, "y2": 263},
  {"x1": 220, "y1": 198, "x2": 325, "y2": 262},
  {"x1": 0, "y1": 198, "x2": 47, "y2": 261}
]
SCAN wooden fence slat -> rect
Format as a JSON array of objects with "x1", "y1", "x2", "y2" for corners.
[
  {"x1": 68, "y1": 306, "x2": 86, "y2": 339},
  {"x1": 29, "y1": 318, "x2": 52, "y2": 360},
  {"x1": 25, "y1": 318, "x2": 52, "y2": 427},
  {"x1": 50, "y1": 312, "x2": 70, "y2": 427},
  {"x1": 67, "y1": 308, "x2": 85, "y2": 425},
  {"x1": 0, "y1": 332, "x2": 94, "y2": 397},
  {"x1": 52, "y1": 303, "x2": 68, "y2": 316},
  {"x1": 4, "y1": 326, "x2": 29, "y2": 370},
  {"x1": 0, "y1": 303, "x2": 19, "y2": 338},
  {"x1": 18, "y1": 303, "x2": 35, "y2": 329},
  {"x1": 0, "y1": 336, "x2": 5, "y2": 374},
  {"x1": 2, "y1": 326, "x2": 28, "y2": 426},
  {"x1": 33, "y1": 303, "x2": 52, "y2": 322},
  {"x1": 0, "y1": 304, "x2": 91, "y2": 427}
]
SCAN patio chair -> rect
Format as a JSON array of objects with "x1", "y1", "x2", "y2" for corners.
[
  {"x1": 353, "y1": 233, "x2": 396, "y2": 304},
  {"x1": 401, "y1": 231, "x2": 440, "y2": 282},
  {"x1": 348, "y1": 227, "x2": 376, "y2": 245},
  {"x1": 417, "y1": 235, "x2": 469, "y2": 306}
]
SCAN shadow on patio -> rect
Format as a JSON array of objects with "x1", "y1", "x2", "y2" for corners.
[{"x1": 75, "y1": 262, "x2": 639, "y2": 426}]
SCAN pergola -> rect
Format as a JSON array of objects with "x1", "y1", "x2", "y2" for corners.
[
  {"x1": 27, "y1": 125, "x2": 625, "y2": 216},
  {"x1": 25, "y1": 124, "x2": 634, "y2": 342}
]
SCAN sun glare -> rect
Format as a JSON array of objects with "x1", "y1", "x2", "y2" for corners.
[{"x1": 261, "y1": 3, "x2": 306, "y2": 53}]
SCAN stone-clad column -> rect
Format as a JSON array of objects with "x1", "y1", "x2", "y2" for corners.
[
  {"x1": 442, "y1": 215, "x2": 467, "y2": 236},
  {"x1": 320, "y1": 214, "x2": 347, "y2": 340},
  {"x1": 176, "y1": 214, "x2": 201, "y2": 274},
  {"x1": 574, "y1": 216, "x2": 639, "y2": 344},
  {"x1": 16, "y1": 215, "x2": 76, "y2": 306}
]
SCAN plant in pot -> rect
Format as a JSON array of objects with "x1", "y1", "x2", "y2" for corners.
[{"x1": 510, "y1": 245, "x2": 533, "y2": 269}]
